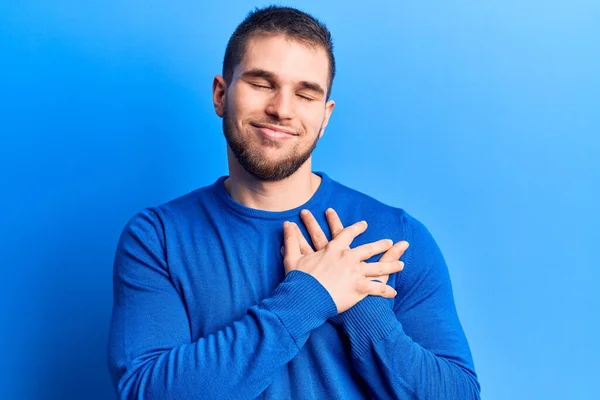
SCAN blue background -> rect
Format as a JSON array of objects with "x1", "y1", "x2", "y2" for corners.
[{"x1": 1, "y1": 1, "x2": 598, "y2": 399}]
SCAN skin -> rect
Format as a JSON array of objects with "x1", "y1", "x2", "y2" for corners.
[
  {"x1": 212, "y1": 33, "x2": 408, "y2": 302},
  {"x1": 212, "y1": 33, "x2": 335, "y2": 211},
  {"x1": 281, "y1": 217, "x2": 402, "y2": 313},
  {"x1": 293, "y1": 209, "x2": 409, "y2": 285}
]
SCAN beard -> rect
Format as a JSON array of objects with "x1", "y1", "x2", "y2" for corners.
[{"x1": 222, "y1": 107, "x2": 321, "y2": 182}]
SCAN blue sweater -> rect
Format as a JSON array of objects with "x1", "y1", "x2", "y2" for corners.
[{"x1": 108, "y1": 172, "x2": 480, "y2": 399}]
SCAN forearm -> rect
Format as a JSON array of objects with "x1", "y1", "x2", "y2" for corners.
[
  {"x1": 109, "y1": 271, "x2": 337, "y2": 400},
  {"x1": 332, "y1": 297, "x2": 480, "y2": 400}
]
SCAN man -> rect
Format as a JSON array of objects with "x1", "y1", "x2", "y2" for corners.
[{"x1": 108, "y1": 5, "x2": 480, "y2": 399}]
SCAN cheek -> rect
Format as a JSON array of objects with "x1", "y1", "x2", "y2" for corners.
[
  {"x1": 231, "y1": 86, "x2": 264, "y2": 115},
  {"x1": 300, "y1": 108, "x2": 326, "y2": 133}
]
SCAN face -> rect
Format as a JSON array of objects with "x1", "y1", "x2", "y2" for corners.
[{"x1": 213, "y1": 34, "x2": 335, "y2": 181}]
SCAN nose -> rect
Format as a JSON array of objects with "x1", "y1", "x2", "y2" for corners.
[{"x1": 265, "y1": 90, "x2": 295, "y2": 120}]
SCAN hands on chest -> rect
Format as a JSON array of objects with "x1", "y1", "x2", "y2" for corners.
[{"x1": 280, "y1": 207, "x2": 409, "y2": 314}]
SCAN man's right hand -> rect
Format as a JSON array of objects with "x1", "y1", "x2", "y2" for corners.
[{"x1": 282, "y1": 220, "x2": 402, "y2": 314}]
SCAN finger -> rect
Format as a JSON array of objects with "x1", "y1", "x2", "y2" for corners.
[
  {"x1": 283, "y1": 221, "x2": 301, "y2": 262},
  {"x1": 292, "y1": 222, "x2": 314, "y2": 255},
  {"x1": 362, "y1": 280, "x2": 398, "y2": 298},
  {"x1": 362, "y1": 260, "x2": 404, "y2": 277},
  {"x1": 351, "y1": 239, "x2": 393, "y2": 261},
  {"x1": 379, "y1": 240, "x2": 410, "y2": 262},
  {"x1": 300, "y1": 209, "x2": 328, "y2": 250},
  {"x1": 368, "y1": 274, "x2": 389, "y2": 285},
  {"x1": 332, "y1": 220, "x2": 368, "y2": 248},
  {"x1": 325, "y1": 208, "x2": 344, "y2": 238}
]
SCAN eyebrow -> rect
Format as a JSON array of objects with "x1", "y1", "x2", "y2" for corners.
[
  {"x1": 298, "y1": 80, "x2": 325, "y2": 96},
  {"x1": 240, "y1": 68, "x2": 325, "y2": 96}
]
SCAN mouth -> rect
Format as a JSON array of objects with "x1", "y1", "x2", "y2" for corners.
[{"x1": 251, "y1": 123, "x2": 298, "y2": 141}]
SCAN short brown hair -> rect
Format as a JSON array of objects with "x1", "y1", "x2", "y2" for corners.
[{"x1": 222, "y1": 5, "x2": 336, "y2": 100}]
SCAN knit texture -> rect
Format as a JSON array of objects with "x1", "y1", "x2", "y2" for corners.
[{"x1": 108, "y1": 172, "x2": 480, "y2": 399}]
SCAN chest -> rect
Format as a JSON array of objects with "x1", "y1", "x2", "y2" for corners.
[
  {"x1": 167, "y1": 217, "x2": 401, "y2": 340},
  {"x1": 168, "y1": 220, "x2": 285, "y2": 338}
]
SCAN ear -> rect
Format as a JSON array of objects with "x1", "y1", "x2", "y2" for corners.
[
  {"x1": 318, "y1": 99, "x2": 336, "y2": 139},
  {"x1": 212, "y1": 75, "x2": 227, "y2": 117}
]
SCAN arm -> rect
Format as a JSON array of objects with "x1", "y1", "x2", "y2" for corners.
[
  {"x1": 107, "y1": 209, "x2": 337, "y2": 400},
  {"x1": 332, "y1": 214, "x2": 480, "y2": 399}
]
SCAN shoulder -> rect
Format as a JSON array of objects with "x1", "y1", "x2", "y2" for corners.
[
  {"x1": 327, "y1": 174, "x2": 422, "y2": 231},
  {"x1": 326, "y1": 173, "x2": 443, "y2": 268},
  {"x1": 157, "y1": 183, "x2": 215, "y2": 219},
  {"x1": 119, "y1": 180, "x2": 218, "y2": 245}
]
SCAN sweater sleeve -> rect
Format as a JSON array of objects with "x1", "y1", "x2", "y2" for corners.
[
  {"x1": 107, "y1": 209, "x2": 337, "y2": 400},
  {"x1": 331, "y1": 214, "x2": 480, "y2": 399}
]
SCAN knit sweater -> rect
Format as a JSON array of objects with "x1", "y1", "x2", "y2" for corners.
[{"x1": 107, "y1": 172, "x2": 480, "y2": 399}]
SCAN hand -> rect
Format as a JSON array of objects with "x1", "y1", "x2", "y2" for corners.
[
  {"x1": 282, "y1": 217, "x2": 400, "y2": 314},
  {"x1": 296, "y1": 208, "x2": 409, "y2": 285}
]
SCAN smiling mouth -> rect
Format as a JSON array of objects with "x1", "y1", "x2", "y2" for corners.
[{"x1": 251, "y1": 123, "x2": 298, "y2": 141}]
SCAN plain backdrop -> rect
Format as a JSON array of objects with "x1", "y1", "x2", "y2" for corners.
[{"x1": 1, "y1": 1, "x2": 598, "y2": 399}]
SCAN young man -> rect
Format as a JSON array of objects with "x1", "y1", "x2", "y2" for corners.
[{"x1": 108, "y1": 6, "x2": 480, "y2": 399}]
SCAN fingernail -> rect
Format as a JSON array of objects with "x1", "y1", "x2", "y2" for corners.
[{"x1": 301, "y1": 209, "x2": 309, "y2": 216}]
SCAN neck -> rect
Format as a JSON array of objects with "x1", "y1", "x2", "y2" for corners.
[{"x1": 224, "y1": 148, "x2": 322, "y2": 212}]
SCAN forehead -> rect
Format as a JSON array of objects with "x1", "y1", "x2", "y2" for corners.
[{"x1": 236, "y1": 34, "x2": 329, "y2": 87}]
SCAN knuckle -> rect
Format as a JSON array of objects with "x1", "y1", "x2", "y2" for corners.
[
  {"x1": 300, "y1": 245, "x2": 311, "y2": 255},
  {"x1": 355, "y1": 280, "x2": 367, "y2": 294}
]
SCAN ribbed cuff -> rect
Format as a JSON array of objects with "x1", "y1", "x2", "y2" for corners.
[
  {"x1": 331, "y1": 296, "x2": 399, "y2": 359},
  {"x1": 262, "y1": 270, "x2": 338, "y2": 347}
]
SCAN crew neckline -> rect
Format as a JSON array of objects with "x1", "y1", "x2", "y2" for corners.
[{"x1": 212, "y1": 171, "x2": 333, "y2": 220}]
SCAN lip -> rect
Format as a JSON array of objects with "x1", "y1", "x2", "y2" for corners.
[{"x1": 251, "y1": 123, "x2": 298, "y2": 141}]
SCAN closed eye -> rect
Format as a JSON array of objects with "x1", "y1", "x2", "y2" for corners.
[
  {"x1": 297, "y1": 94, "x2": 315, "y2": 101},
  {"x1": 249, "y1": 82, "x2": 272, "y2": 89}
]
